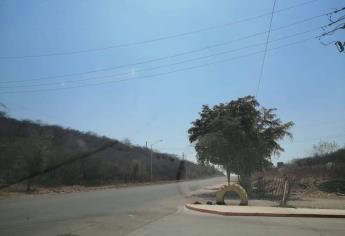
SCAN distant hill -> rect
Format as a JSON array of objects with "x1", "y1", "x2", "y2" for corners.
[
  {"x1": 0, "y1": 115, "x2": 221, "y2": 190},
  {"x1": 260, "y1": 147, "x2": 345, "y2": 180},
  {"x1": 253, "y1": 147, "x2": 345, "y2": 195}
]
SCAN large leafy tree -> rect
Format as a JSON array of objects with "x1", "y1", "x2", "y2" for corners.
[{"x1": 188, "y1": 96, "x2": 293, "y2": 189}]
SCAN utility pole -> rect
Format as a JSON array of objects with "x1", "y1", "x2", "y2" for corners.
[
  {"x1": 149, "y1": 139, "x2": 163, "y2": 182},
  {"x1": 150, "y1": 144, "x2": 153, "y2": 182},
  {"x1": 182, "y1": 152, "x2": 187, "y2": 179}
]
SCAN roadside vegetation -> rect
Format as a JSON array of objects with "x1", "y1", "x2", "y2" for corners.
[
  {"x1": 257, "y1": 142, "x2": 345, "y2": 197},
  {"x1": 188, "y1": 142, "x2": 345, "y2": 209},
  {"x1": 187, "y1": 96, "x2": 345, "y2": 208},
  {"x1": 0, "y1": 112, "x2": 221, "y2": 193}
]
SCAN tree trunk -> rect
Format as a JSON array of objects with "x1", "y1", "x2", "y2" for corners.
[
  {"x1": 225, "y1": 163, "x2": 231, "y2": 184},
  {"x1": 239, "y1": 174, "x2": 251, "y2": 193}
]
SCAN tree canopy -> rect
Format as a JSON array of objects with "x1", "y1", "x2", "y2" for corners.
[{"x1": 188, "y1": 96, "x2": 293, "y2": 188}]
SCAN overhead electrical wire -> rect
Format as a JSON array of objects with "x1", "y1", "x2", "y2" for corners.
[
  {"x1": 0, "y1": 36, "x2": 319, "y2": 94},
  {"x1": 0, "y1": 26, "x2": 325, "y2": 90},
  {"x1": 1, "y1": 5, "x2": 343, "y2": 94},
  {"x1": 0, "y1": 0, "x2": 319, "y2": 59},
  {"x1": 0, "y1": 10, "x2": 339, "y2": 85},
  {"x1": 255, "y1": 0, "x2": 277, "y2": 97}
]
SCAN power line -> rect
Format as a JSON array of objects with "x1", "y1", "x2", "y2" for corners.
[
  {"x1": 255, "y1": 0, "x2": 277, "y2": 97},
  {"x1": 0, "y1": 36, "x2": 319, "y2": 95},
  {"x1": 0, "y1": 37, "x2": 319, "y2": 93},
  {"x1": 0, "y1": 0, "x2": 319, "y2": 59},
  {"x1": 0, "y1": 10, "x2": 336, "y2": 85},
  {"x1": 320, "y1": 22, "x2": 345, "y2": 37},
  {"x1": 0, "y1": 26, "x2": 324, "y2": 90}
]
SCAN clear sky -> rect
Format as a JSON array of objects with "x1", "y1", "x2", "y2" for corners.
[{"x1": 0, "y1": 0, "x2": 344, "y2": 164}]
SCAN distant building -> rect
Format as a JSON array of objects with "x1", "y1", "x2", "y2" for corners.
[{"x1": 277, "y1": 162, "x2": 284, "y2": 168}]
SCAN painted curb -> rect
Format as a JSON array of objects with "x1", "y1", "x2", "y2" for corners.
[{"x1": 185, "y1": 204, "x2": 345, "y2": 218}]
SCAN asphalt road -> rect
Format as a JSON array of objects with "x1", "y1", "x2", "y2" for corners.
[
  {"x1": 0, "y1": 177, "x2": 224, "y2": 236},
  {"x1": 1, "y1": 177, "x2": 344, "y2": 236}
]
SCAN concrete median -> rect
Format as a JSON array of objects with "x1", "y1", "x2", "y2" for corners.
[{"x1": 185, "y1": 204, "x2": 345, "y2": 218}]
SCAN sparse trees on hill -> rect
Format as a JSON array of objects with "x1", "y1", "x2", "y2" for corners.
[
  {"x1": 312, "y1": 141, "x2": 340, "y2": 157},
  {"x1": 19, "y1": 129, "x2": 52, "y2": 191},
  {"x1": 0, "y1": 115, "x2": 221, "y2": 190},
  {"x1": 0, "y1": 103, "x2": 7, "y2": 117}
]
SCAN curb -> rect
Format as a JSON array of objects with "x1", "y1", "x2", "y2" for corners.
[{"x1": 185, "y1": 204, "x2": 345, "y2": 218}]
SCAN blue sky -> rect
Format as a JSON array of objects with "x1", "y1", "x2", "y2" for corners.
[{"x1": 0, "y1": 0, "x2": 344, "y2": 164}]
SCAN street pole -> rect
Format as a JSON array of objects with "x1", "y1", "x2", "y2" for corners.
[
  {"x1": 150, "y1": 144, "x2": 153, "y2": 182},
  {"x1": 148, "y1": 139, "x2": 163, "y2": 182},
  {"x1": 182, "y1": 152, "x2": 185, "y2": 179}
]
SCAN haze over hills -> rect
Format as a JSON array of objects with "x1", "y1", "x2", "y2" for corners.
[{"x1": 0, "y1": 114, "x2": 221, "y2": 190}]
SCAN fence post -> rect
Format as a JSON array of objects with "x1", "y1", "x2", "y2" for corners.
[
  {"x1": 280, "y1": 176, "x2": 289, "y2": 206},
  {"x1": 278, "y1": 178, "x2": 284, "y2": 201},
  {"x1": 270, "y1": 179, "x2": 275, "y2": 201}
]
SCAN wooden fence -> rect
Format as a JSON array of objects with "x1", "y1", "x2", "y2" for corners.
[{"x1": 252, "y1": 176, "x2": 292, "y2": 206}]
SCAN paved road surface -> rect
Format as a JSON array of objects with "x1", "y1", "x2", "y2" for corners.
[{"x1": 1, "y1": 177, "x2": 344, "y2": 236}]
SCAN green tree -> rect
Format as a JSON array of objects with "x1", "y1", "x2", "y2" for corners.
[{"x1": 188, "y1": 96, "x2": 293, "y2": 190}]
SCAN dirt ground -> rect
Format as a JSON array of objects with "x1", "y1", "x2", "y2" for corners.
[
  {"x1": 288, "y1": 190, "x2": 345, "y2": 209},
  {"x1": 186, "y1": 182, "x2": 345, "y2": 209},
  {"x1": 0, "y1": 180, "x2": 185, "y2": 198}
]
